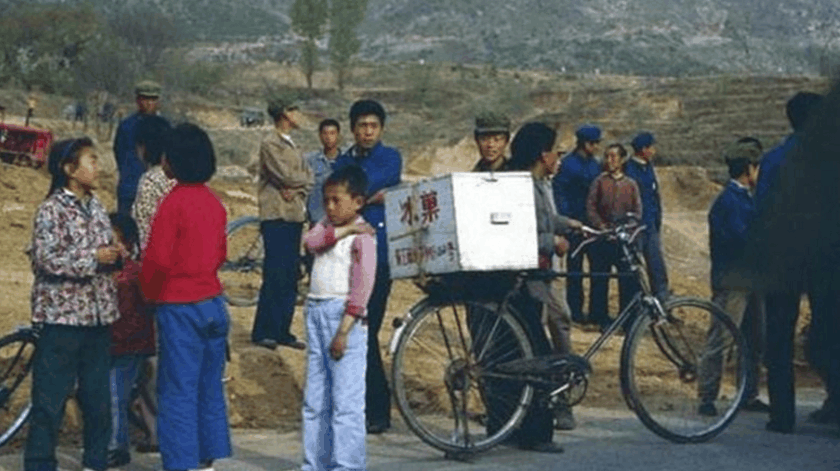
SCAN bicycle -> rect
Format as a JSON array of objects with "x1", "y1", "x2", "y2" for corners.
[
  {"x1": 220, "y1": 216, "x2": 264, "y2": 307},
  {"x1": 389, "y1": 219, "x2": 747, "y2": 456}
]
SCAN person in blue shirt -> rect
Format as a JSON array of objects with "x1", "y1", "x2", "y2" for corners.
[
  {"x1": 332, "y1": 100, "x2": 402, "y2": 434},
  {"x1": 113, "y1": 81, "x2": 165, "y2": 215},
  {"x1": 552, "y1": 125, "x2": 602, "y2": 324},
  {"x1": 305, "y1": 118, "x2": 343, "y2": 226},
  {"x1": 625, "y1": 132, "x2": 669, "y2": 303},
  {"x1": 698, "y1": 142, "x2": 769, "y2": 417},
  {"x1": 750, "y1": 92, "x2": 833, "y2": 433}
]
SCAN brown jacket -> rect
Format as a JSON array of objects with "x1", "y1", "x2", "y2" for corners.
[
  {"x1": 258, "y1": 131, "x2": 313, "y2": 222},
  {"x1": 586, "y1": 172, "x2": 642, "y2": 229}
]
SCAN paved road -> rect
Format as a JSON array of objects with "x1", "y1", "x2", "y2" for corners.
[{"x1": 1, "y1": 390, "x2": 837, "y2": 471}]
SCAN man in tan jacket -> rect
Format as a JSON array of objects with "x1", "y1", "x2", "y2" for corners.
[{"x1": 252, "y1": 97, "x2": 313, "y2": 350}]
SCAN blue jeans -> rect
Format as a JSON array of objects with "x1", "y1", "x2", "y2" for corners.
[
  {"x1": 252, "y1": 220, "x2": 303, "y2": 344},
  {"x1": 302, "y1": 298, "x2": 368, "y2": 471},
  {"x1": 109, "y1": 354, "x2": 148, "y2": 454},
  {"x1": 157, "y1": 297, "x2": 232, "y2": 471}
]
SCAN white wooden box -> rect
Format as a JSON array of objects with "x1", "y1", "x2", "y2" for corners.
[{"x1": 384, "y1": 172, "x2": 539, "y2": 279}]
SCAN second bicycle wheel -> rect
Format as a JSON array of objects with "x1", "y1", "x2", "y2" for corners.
[
  {"x1": 620, "y1": 297, "x2": 746, "y2": 443},
  {"x1": 392, "y1": 298, "x2": 534, "y2": 455},
  {"x1": 0, "y1": 329, "x2": 37, "y2": 448},
  {"x1": 220, "y1": 216, "x2": 264, "y2": 307}
]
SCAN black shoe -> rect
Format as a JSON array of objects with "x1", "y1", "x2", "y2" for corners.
[
  {"x1": 807, "y1": 400, "x2": 837, "y2": 424},
  {"x1": 521, "y1": 442, "x2": 565, "y2": 454},
  {"x1": 107, "y1": 449, "x2": 131, "y2": 469},
  {"x1": 741, "y1": 398, "x2": 771, "y2": 413},
  {"x1": 366, "y1": 422, "x2": 390, "y2": 434},
  {"x1": 698, "y1": 402, "x2": 718, "y2": 417},
  {"x1": 277, "y1": 338, "x2": 306, "y2": 350},
  {"x1": 765, "y1": 420, "x2": 793, "y2": 434},
  {"x1": 253, "y1": 339, "x2": 278, "y2": 350}
]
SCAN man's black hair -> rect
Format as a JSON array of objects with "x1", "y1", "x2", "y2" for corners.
[
  {"x1": 349, "y1": 100, "x2": 386, "y2": 129},
  {"x1": 319, "y1": 118, "x2": 340, "y2": 133},
  {"x1": 786, "y1": 92, "x2": 823, "y2": 132},
  {"x1": 136, "y1": 115, "x2": 171, "y2": 166},
  {"x1": 324, "y1": 165, "x2": 368, "y2": 199},
  {"x1": 109, "y1": 212, "x2": 139, "y2": 253},
  {"x1": 165, "y1": 123, "x2": 216, "y2": 183},
  {"x1": 606, "y1": 143, "x2": 628, "y2": 159},
  {"x1": 473, "y1": 130, "x2": 511, "y2": 142},
  {"x1": 46, "y1": 137, "x2": 94, "y2": 198},
  {"x1": 725, "y1": 157, "x2": 756, "y2": 180},
  {"x1": 736, "y1": 136, "x2": 763, "y2": 153},
  {"x1": 508, "y1": 122, "x2": 557, "y2": 171}
]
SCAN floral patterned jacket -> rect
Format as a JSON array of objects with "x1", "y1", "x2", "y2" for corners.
[
  {"x1": 132, "y1": 165, "x2": 176, "y2": 251},
  {"x1": 30, "y1": 189, "x2": 119, "y2": 326}
]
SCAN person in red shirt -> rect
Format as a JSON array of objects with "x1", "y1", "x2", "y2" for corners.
[
  {"x1": 107, "y1": 212, "x2": 157, "y2": 468},
  {"x1": 141, "y1": 123, "x2": 231, "y2": 471}
]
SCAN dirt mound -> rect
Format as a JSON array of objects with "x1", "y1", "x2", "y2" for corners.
[{"x1": 657, "y1": 166, "x2": 721, "y2": 213}]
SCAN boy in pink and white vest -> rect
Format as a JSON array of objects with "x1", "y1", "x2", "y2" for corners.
[{"x1": 301, "y1": 165, "x2": 376, "y2": 471}]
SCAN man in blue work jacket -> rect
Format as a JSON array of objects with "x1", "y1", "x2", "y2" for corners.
[
  {"x1": 332, "y1": 99, "x2": 402, "y2": 434},
  {"x1": 552, "y1": 125, "x2": 602, "y2": 324}
]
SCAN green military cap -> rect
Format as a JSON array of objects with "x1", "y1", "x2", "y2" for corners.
[
  {"x1": 474, "y1": 111, "x2": 511, "y2": 135},
  {"x1": 135, "y1": 80, "x2": 162, "y2": 98},
  {"x1": 267, "y1": 93, "x2": 299, "y2": 121}
]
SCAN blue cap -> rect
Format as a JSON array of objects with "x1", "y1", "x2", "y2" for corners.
[
  {"x1": 631, "y1": 132, "x2": 656, "y2": 152},
  {"x1": 575, "y1": 125, "x2": 602, "y2": 143}
]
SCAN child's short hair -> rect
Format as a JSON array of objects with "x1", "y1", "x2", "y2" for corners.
[
  {"x1": 319, "y1": 118, "x2": 340, "y2": 133},
  {"x1": 349, "y1": 100, "x2": 386, "y2": 129},
  {"x1": 46, "y1": 137, "x2": 94, "y2": 198},
  {"x1": 165, "y1": 123, "x2": 216, "y2": 183},
  {"x1": 725, "y1": 157, "x2": 756, "y2": 179},
  {"x1": 324, "y1": 165, "x2": 368, "y2": 199},
  {"x1": 508, "y1": 122, "x2": 557, "y2": 171},
  {"x1": 109, "y1": 212, "x2": 139, "y2": 253},
  {"x1": 136, "y1": 115, "x2": 171, "y2": 166}
]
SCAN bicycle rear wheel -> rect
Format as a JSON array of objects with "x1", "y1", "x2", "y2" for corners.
[
  {"x1": 0, "y1": 329, "x2": 37, "y2": 448},
  {"x1": 392, "y1": 298, "x2": 534, "y2": 455},
  {"x1": 620, "y1": 297, "x2": 746, "y2": 443},
  {"x1": 220, "y1": 216, "x2": 263, "y2": 307}
]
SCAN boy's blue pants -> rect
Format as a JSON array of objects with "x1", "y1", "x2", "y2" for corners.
[
  {"x1": 156, "y1": 297, "x2": 232, "y2": 471},
  {"x1": 109, "y1": 354, "x2": 148, "y2": 454},
  {"x1": 302, "y1": 298, "x2": 368, "y2": 471}
]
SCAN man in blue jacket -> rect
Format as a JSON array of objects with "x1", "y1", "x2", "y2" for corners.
[
  {"x1": 699, "y1": 142, "x2": 768, "y2": 416},
  {"x1": 113, "y1": 81, "x2": 165, "y2": 214},
  {"x1": 752, "y1": 92, "x2": 831, "y2": 433},
  {"x1": 332, "y1": 100, "x2": 402, "y2": 434},
  {"x1": 625, "y1": 132, "x2": 669, "y2": 302},
  {"x1": 552, "y1": 125, "x2": 602, "y2": 323}
]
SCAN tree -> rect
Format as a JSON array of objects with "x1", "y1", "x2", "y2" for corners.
[
  {"x1": 329, "y1": 0, "x2": 368, "y2": 90},
  {"x1": 290, "y1": 0, "x2": 328, "y2": 89},
  {"x1": 109, "y1": 5, "x2": 180, "y2": 72}
]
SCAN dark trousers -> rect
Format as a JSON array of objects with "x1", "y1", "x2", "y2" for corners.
[
  {"x1": 566, "y1": 233, "x2": 592, "y2": 322},
  {"x1": 252, "y1": 220, "x2": 302, "y2": 344},
  {"x1": 25, "y1": 324, "x2": 112, "y2": 471},
  {"x1": 117, "y1": 194, "x2": 135, "y2": 216},
  {"x1": 365, "y1": 266, "x2": 392, "y2": 428},
  {"x1": 764, "y1": 291, "x2": 802, "y2": 429},
  {"x1": 639, "y1": 229, "x2": 669, "y2": 299},
  {"x1": 805, "y1": 259, "x2": 840, "y2": 427},
  {"x1": 589, "y1": 240, "x2": 639, "y2": 328}
]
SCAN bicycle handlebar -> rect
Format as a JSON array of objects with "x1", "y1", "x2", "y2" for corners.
[{"x1": 570, "y1": 221, "x2": 647, "y2": 260}]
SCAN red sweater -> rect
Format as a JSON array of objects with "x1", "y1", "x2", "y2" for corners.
[
  {"x1": 141, "y1": 183, "x2": 227, "y2": 304},
  {"x1": 111, "y1": 259, "x2": 155, "y2": 356}
]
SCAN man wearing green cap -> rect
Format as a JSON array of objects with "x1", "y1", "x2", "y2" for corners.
[
  {"x1": 472, "y1": 112, "x2": 511, "y2": 172},
  {"x1": 113, "y1": 80, "x2": 165, "y2": 214},
  {"x1": 251, "y1": 97, "x2": 313, "y2": 351}
]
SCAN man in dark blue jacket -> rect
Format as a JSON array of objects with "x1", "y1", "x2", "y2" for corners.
[
  {"x1": 752, "y1": 92, "x2": 831, "y2": 433},
  {"x1": 113, "y1": 81, "x2": 165, "y2": 214},
  {"x1": 552, "y1": 125, "x2": 602, "y2": 323},
  {"x1": 699, "y1": 142, "x2": 768, "y2": 416},
  {"x1": 625, "y1": 132, "x2": 669, "y2": 302},
  {"x1": 332, "y1": 99, "x2": 402, "y2": 434}
]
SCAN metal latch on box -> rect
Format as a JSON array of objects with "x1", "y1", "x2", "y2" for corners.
[{"x1": 490, "y1": 212, "x2": 512, "y2": 225}]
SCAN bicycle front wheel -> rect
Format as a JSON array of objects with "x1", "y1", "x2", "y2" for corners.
[
  {"x1": 392, "y1": 298, "x2": 534, "y2": 455},
  {"x1": 220, "y1": 216, "x2": 263, "y2": 307},
  {"x1": 0, "y1": 329, "x2": 37, "y2": 448},
  {"x1": 620, "y1": 297, "x2": 746, "y2": 443}
]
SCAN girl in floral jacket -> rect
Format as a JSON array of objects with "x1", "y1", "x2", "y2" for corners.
[{"x1": 25, "y1": 137, "x2": 124, "y2": 471}]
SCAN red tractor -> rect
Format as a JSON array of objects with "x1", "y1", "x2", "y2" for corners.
[{"x1": 0, "y1": 123, "x2": 53, "y2": 169}]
